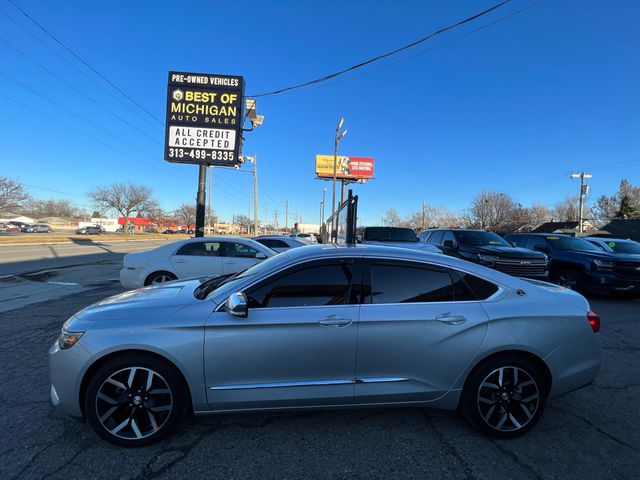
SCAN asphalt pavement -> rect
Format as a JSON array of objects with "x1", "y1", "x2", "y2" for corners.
[{"x1": 0, "y1": 251, "x2": 638, "y2": 479}]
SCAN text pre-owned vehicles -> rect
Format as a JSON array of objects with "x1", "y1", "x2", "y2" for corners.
[
  {"x1": 505, "y1": 233, "x2": 640, "y2": 297},
  {"x1": 357, "y1": 226, "x2": 442, "y2": 253},
  {"x1": 119, "y1": 237, "x2": 275, "y2": 289},
  {"x1": 253, "y1": 235, "x2": 309, "y2": 253},
  {"x1": 51, "y1": 244, "x2": 601, "y2": 447},
  {"x1": 420, "y1": 229, "x2": 548, "y2": 279},
  {"x1": 21, "y1": 223, "x2": 52, "y2": 233},
  {"x1": 75, "y1": 226, "x2": 103, "y2": 235}
]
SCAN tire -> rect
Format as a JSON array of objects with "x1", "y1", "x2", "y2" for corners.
[
  {"x1": 554, "y1": 269, "x2": 584, "y2": 292},
  {"x1": 84, "y1": 354, "x2": 187, "y2": 447},
  {"x1": 460, "y1": 355, "x2": 547, "y2": 439},
  {"x1": 145, "y1": 271, "x2": 177, "y2": 285}
]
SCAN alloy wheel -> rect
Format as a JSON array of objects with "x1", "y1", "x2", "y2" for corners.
[
  {"x1": 151, "y1": 274, "x2": 173, "y2": 284},
  {"x1": 557, "y1": 273, "x2": 577, "y2": 290},
  {"x1": 95, "y1": 367, "x2": 173, "y2": 440},
  {"x1": 477, "y1": 366, "x2": 539, "y2": 432}
]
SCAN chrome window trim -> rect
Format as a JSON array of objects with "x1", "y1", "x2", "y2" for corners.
[{"x1": 355, "y1": 377, "x2": 409, "y2": 384}]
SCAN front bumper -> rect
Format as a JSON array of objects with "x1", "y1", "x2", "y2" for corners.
[
  {"x1": 584, "y1": 272, "x2": 640, "y2": 294},
  {"x1": 49, "y1": 338, "x2": 92, "y2": 418}
]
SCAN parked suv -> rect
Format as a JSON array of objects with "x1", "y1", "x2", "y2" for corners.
[
  {"x1": 504, "y1": 233, "x2": 640, "y2": 297},
  {"x1": 421, "y1": 229, "x2": 548, "y2": 279},
  {"x1": 357, "y1": 226, "x2": 441, "y2": 253}
]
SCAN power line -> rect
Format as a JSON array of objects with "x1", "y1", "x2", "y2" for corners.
[
  {"x1": 0, "y1": 34, "x2": 161, "y2": 144},
  {"x1": 249, "y1": 0, "x2": 512, "y2": 97},
  {"x1": 7, "y1": 0, "x2": 163, "y2": 125},
  {"x1": 0, "y1": 7, "x2": 161, "y2": 130},
  {"x1": 279, "y1": 0, "x2": 545, "y2": 97}
]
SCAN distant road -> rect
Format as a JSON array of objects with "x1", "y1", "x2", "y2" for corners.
[{"x1": 0, "y1": 239, "x2": 169, "y2": 276}]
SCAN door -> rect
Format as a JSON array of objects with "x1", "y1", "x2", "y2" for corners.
[
  {"x1": 221, "y1": 241, "x2": 263, "y2": 274},
  {"x1": 170, "y1": 241, "x2": 223, "y2": 278},
  {"x1": 204, "y1": 258, "x2": 360, "y2": 410},
  {"x1": 355, "y1": 260, "x2": 490, "y2": 404}
]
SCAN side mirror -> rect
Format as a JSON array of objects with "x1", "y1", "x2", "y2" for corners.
[
  {"x1": 224, "y1": 292, "x2": 248, "y2": 318},
  {"x1": 443, "y1": 240, "x2": 457, "y2": 249},
  {"x1": 255, "y1": 252, "x2": 267, "y2": 259},
  {"x1": 509, "y1": 241, "x2": 517, "y2": 247}
]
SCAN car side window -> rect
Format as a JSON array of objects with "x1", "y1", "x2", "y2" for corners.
[
  {"x1": 525, "y1": 237, "x2": 548, "y2": 252},
  {"x1": 428, "y1": 231, "x2": 445, "y2": 245},
  {"x1": 271, "y1": 240, "x2": 289, "y2": 248},
  {"x1": 223, "y1": 242, "x2": 260, "y2": 258},
  {"x1": 369, "y1": 262, "x2": 454, "y2": 304},
  {"x1": 176, "y1": 242, "x2": 221, "y2": 256},
  {"x1": 256, "y1": 239, "x2": 273, "y2": 248},
  {"x1": 442, "y1": 231, "x2": 456, "y2": 245},
  {"x1": 449, "y1": 270, "x2": 499, "y2": 300},
  {"x1": 588, "y1": 241, "x2": 606, "y2": 251},
  {"x1": 508, "y1": 235, "x2": 526, "y2": 247},
  {"x1": 246, "y1": 260, "x2": 355, "y2": 308}
]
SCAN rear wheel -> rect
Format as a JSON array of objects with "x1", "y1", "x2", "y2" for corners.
[
  {"x1": 461, "y1": 356, "x2": 547, "y2": 438},
  {"x1": 84, "y1": 354, "x2": 187, "y2": 447},
  {"x1": 554, "y1": 269, "x2": 584, "y2": 292},
  {"x1": 145, "y1": 271, "x2": 177, "y2": 285}
]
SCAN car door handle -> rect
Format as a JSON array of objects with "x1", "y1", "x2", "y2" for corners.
[
  {"x1": 224, "y1": 260, "x2": 237, "y2": 264},
  {"x1": 319, "y1": 316, "x2": 352, "y2": 328},
  {"x1": 174, "y1": 258, "x2": 186, "y2": 263},
  {"x1": 436, "y1": 313, "x2": 466, "y2": 325}
]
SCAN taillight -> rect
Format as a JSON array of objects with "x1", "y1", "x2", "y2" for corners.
[{"x1": 587, "y1": 311, "x2": 600, "y2": 333}]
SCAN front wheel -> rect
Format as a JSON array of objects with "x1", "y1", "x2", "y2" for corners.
[
  {"x1": 460, "y1": 356, "x2": 547, "y2": 438},
  {"x1": 84, "y1": 354, "x2": 187, "y2": 447},
  {"x1": 554, "y1": 269, "x2": 584, "y2": 292}
]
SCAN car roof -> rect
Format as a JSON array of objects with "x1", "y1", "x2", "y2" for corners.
[
  {"x1": 587, "y1": 237, "x2": 634, "y2": 243},
  {"x1": 506, "y1": 233, "x2": 570, "y2": 237}
]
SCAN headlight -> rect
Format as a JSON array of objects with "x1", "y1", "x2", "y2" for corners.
[
  {"x1": 58, "y1": 331, "x2": 84, "y2": 350},
  {"x1": 477, "y1": 254, "x2": 500, "y2": 263},
  {"x1": 592, "y1": 259, "x2": 614, "y2": 271}
]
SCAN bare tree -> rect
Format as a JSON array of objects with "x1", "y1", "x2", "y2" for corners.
[
  {"x1": 405, "y1": 203, "x2": 461, "y2": 230},
  {"x1": 89, "y1": 183, "x2": 155, "y2": 235},
  {"x1": 525, "y1": 203, "x2": 552, "y2": 228},
  {"x1": 552, "y1": 196, "x2": 580, "y2": 222},
  {"x1": 0, "y1": 176, "x2": 30, "y2": 212},
  {"x1": 234, "y1": 214, "x2": 250, "y2": 233},
  {"x1": 382, "y1": 208, "x2": 402, "y2": 227},
  {"x1": 23, "y1": 199, "x2": 80, "y2": 218},
  {"x1": 174, "y1": 203, "x2": 196, "y2": 228},
  {"x1": 467, "y1": 191, "x2": 518, "y2": 232}
]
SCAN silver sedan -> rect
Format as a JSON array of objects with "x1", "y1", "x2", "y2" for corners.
[{"x1": 49, "y1": 244, "x2": 601, "y2": 447}]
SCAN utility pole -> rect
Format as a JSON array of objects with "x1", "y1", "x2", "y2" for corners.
[
  {"x1": 252, "y1": 154, "x2": 258, "y2": 237},
  {"x1": 195, "y1": 165, "x2": 206, "y2": 237},
  {"x1": 273, "y1": 210, "x2": 279, "y2": 229},
  {"x1": 264, "y1": 206, "x2": 268, "y2": 234},
  {"x1": 570, "y1": 172, "x2": 592, "y2": 234},
  {"x1": 247, "y1": 191, "x2": 251, "y2": 235},
  {"x1": 285, "y1": 200, "x2": 288, "y2": 230},
  {"x1": 332, "y1": 118, "x2": 347, "y2": 219}
]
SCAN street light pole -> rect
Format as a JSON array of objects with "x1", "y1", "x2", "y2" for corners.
[
  {"x1": 331, "y1": 118, "x2": 347, "y2": 219},
  {"x1": 320, "y1": 187, "x2": 326, "y2": 228},
  {"x1": 253, "y1": 153, "x2": 258, "y2": 236}
]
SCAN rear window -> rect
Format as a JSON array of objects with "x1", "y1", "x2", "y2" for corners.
[{"x1": 364, "y1": 227, "x2": 418, "y2": 243}]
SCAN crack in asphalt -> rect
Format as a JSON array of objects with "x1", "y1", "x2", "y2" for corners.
[
  {"x1": 422, "y1": 412, "x2": 479, "y2": 480},
  {"x1": 551, "y1": 406, "x2": 639, "y2": 453},
  {"x1": 134, "y1": 417, "x2": 281, "y2": 480},
  {"x1": 487, "y1": 438, "x2": 545, "y2": 480}
]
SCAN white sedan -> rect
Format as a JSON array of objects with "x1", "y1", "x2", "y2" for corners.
[{"x1": 119, "y1": 237, "x2": 275, "y2": 289}]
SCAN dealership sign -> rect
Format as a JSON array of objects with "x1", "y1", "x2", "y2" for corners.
[
  {"x1": 164, "y1": 71, "x2": 244, "y2": 166},
  {"x1": 315, "y1": 155, "x2": 375, "y2": 180}
]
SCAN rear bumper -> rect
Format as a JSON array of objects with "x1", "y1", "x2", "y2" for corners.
[
  {"x1": 545, "y1": 332, "x2": 602, "y2": 398},
  {"x1": 119, "y1": 267, "x2": 147, "y2": 290}
]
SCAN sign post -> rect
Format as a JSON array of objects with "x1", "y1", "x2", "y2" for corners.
[{"x1": 165, "y1": 71, "x2": 245, "y2": 236}]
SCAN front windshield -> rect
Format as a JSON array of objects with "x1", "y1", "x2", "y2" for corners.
[
  {"x1": 453, "y1": 231, "x2": 511, "y2": 247},
  {"x1": 547, "y1": 236, "x2": 601, "y2": 252},
  {"x1": 364, "y1": 227, "x2": 417, "y2": 242},
  {"x1": 606, "y1": 240, "x2": 640, "y2": 254},
  {"x1": 194, "y1": 252, "x2": 291, "y2": 299}
]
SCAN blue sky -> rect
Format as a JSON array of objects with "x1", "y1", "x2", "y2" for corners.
[{"x1": 1, "y1": 0, "x2": 638, "y2": 226}]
